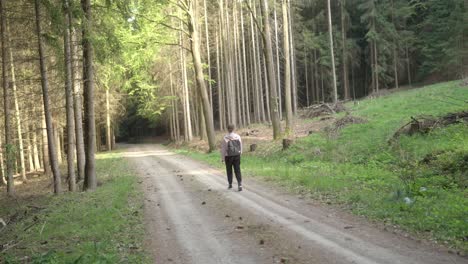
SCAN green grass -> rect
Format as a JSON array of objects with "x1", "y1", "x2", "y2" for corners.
[
  {"x1": 177, "y1": 81, "x2": 468, "y2": 252},
  {"x1": 0, "y1": 152, "x2": 150, "y2": 263}
]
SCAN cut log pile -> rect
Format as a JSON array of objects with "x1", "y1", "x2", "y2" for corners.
[
  {"x1": 392, "y1": 111, "x2": 468, "y2": 140},
  {"x1": 301, "y1": 102, "x2": 346, "y2": 119},
  {"x1": 325, "y1": 114, "x2": 367, "y2": 137}
]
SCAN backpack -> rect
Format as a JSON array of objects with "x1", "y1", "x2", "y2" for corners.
[{"x1": 227, "y1": 139, "x2": 241, "y2": 156}]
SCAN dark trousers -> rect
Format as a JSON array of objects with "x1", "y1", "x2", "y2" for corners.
[{"x1": 225, "y1": 155, "x2": 242, "y2": 186}]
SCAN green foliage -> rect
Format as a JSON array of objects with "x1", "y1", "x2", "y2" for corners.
[{"x1": 0, "y1": 153, "x2": 151, "y2": 263}]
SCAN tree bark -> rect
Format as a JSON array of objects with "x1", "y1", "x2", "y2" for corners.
[
  {"x1": 259, "y1": 0, "x2": 282, "y2": 139},
  {"x1": 240, "y1": 4, "x2": 251, "y2": 125},
  {"x1": 186, "y1": 0, "x2": 216, "y2": 152},
  {"x1": 105, "y1": 88, "x2": 112, "y2": 150},
  {"x1": 70, "y1": 23, "x2": 85, "y2": 183},
  {"x1": 274, "y1": 2, "x2": 282, "y2": 120},
  {"x1": 282, "y1": 0, "x2": 293, "y2": 135},
  {"x1": 64, "y1": 0, "x2": 76, "y2": 191},
  {"x1": 0, "y1": 136, "x2": 6, "y2": 186},
  {"x1": 327, "y1": 0, "x2": 338, "y2": 103},
  {"x1": 35, "y1": 0, "x2": 62, "y2": 194},
  {"x1": 81, "y1": 0, "x2": 97, "y2": 191},
  {"x1": 1, "y1": 0, "x2": 13, "y2": 193},
  {"x1": 341, "y1": 0, "x2": 350, "y2": 99}
]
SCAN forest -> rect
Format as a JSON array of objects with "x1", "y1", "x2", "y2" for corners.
[{"x1": 0, "y1": 0, "x2": 467, "y2": 262}]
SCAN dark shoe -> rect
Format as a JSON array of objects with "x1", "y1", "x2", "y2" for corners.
[
  {"x1": 228, "y1": 184, "x2": 233, "y2": 189},
  {"x1": 238, "y1": 186, "x2": 243, "y2": 192}
]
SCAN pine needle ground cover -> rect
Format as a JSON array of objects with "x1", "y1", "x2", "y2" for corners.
[
  {"x1": 178, "y1": 81, "x2": 468, "y2": 253},
  {"x1": 0, "y1": 152, "x2": 150, "y2": 263}
]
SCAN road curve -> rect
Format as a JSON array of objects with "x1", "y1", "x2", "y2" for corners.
[{"x1": 123, "y1": 144, "x2": 465, "y2": 264}]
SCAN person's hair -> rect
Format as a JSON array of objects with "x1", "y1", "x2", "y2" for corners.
[{"x1": 227, "y1": 124, "x2": 235, "y2": 133}]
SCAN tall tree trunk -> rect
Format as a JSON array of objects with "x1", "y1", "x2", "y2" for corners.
[
  {"x1": 64, "y1": 0, "x2": 76, "y2": 191},
  {"x1": 187, "y1": 0, "x2": 216, "y2": 152},
  {"x1": 105, "y1": 88, "x2": 112, "y2": 150},
  {"x1": 71, "y1": 25, "x2": 85, "y2": 183},
  {"x1": 341, "y1": 0, "x2": 350, "y2": 99},
  {"x1": 327, "y1": 0, "x2": 338, "y2": 103},
  {"x1": 374, "y1": 40, "x2": 379, "y2": 92},
  {"x1": 0, "y1": 136, "x2": 6, "y2": 186},
  {"x1": 26, "y1": 127, "x2": 34, "y2": 172},
  {"x1": 203, "y1": 0, "x2": 212, "y2": 106},
  {"x1": 180, "y1": 27, "x2": 193, "y2": 141},
  {"x1": 274, "y1": 2, "x2": 282, "y2": 120},
  {"x1": 6, "y1": 20, "x2": 27, "y2": 183},
  {"x1": 282, "y1": 0, "x2": 293, "y2": 135},
  {"x1": 305, "y1": 52, "x2": 309, "y2": 106},
  {"x1": 259, "y1": 0, "x2": 281, "y2": 139},
  {"x1": 391, "y1": 0, "x2": 399, "y2": 90},
  {"x1": 240, "y1": 4, "x2": 251, "y2": 125},
  {"x1": 35, "y1": 0, "x2": 61, "y2": 194},
  {"x1": 249, "y1": 0, "x2": 261, "y2": 123},
  {"x1": 215, "y1": 30, "x2": 224, "y2": 130},
  {"x1": 1, "y1": 0, "x2": 13, "y2": 193},
  {"x1": 32, "y1": 124, "x2": 41, "y2": 170},
  {"x1": 81, "y1": 0, "x2": 96, "y2": 190},
  {"x1": 288, "y1": 0, "x2": 298, "y2": 113},
  {"x1": 55, "y1": 124, "x2": 63, "y2": 164},
  {"x1": 406, "y1": 46, "x2": 412, "y2": 87}
]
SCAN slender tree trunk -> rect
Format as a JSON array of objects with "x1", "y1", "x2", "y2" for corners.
[
  {"x1": 105, "y1": 88, "x2": 112, "y2": 150},
  {"x1": 341, "y1": 0, "x2": 350, "y2": 99},
  {"x1": 216, "y1": 30, "x2": 223, "y2": 130},
  {"x1": 0, "y1": 136, "x2": 6, "y2": 186},
  {"x1": 282, "y1": 0, "x2": 293, "y2": 135},
  {"x1": 32, "y1": 124, "x2": 41, "y2": 170},
  {"x1": 274, "y1": 2, "x2": 282, "y2": 120},
  {"x1": 240, "y1": 5, "x2": 251, "y2": 125},
  {"x1": 180, "y1": 27, "x2": 193, "y2": 141},
  {"x1": 305, "y1": 52, "x2": 309, "y2": 106},
  {"x1": 406, "y1": 46, "x2": 411, "y2": 87},
  {"x1": 262, "y1": 51, "x2": 271, "y2": 123},
  {"x1": 391, "y1": 0, "x2": 398, "y2": 90},
  {"x1": 1, "y1": 0, "x2": 13, "y2": 193},
  {"x1": 374, "y1": 40, "x2": 379, "y2": 92},
  {"x1": 81, "y1": 0, "x2": 96, "y2": 190},
  {"x1": 64, "y1": 0, "x2": 76, "y2": 191},
  {"x1": 71, "y1": 26, "x2": 85, "y2": 183},
  {"x1": 35, "y1": 0, "x2": 61, "y2": 194},
  {"x1": 6, "y1": 20, "x2": 27, "y2": 183},
  {"x1": 327, "y1": 0, "x2": 338, "y2": 103},
  {"x1": 249, "y1": 0, "x2": 261, "y2": 123},
  {"x1": 187, "y1": 0, "x2": 216, "y2": 152},
  {"x1": 259, "y1": 0, "x2": 281, "y2": 139},
  {"x1": 288, "y1": 0, "x2": 298, "y2": 113},
  {"x1": 314, "y1": 50, "x2": 319, "y2": 103},
  {"x1": 26, "y1": 128, "x2": 34, "y2": 172},
  {"x1": 203, "y1": 0, "x2": 212, "y2": 106},
  {"x1": 55, "y1": 123, "x2": 63, "y2": 164}
]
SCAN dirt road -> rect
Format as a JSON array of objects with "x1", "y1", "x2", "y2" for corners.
[{"x1": 123, "y1": 144, "x2": 465, "y2": 264}]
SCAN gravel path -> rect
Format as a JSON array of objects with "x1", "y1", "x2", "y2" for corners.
[{"x1": 123, "y1": 144, "x2": 465, "y2": 264}]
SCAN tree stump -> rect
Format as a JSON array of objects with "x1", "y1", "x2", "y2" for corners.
[
  {"x1": 250, "y1": 144, "x2": 257, "y2": 152},
  {"x1": 282, "y1": 139, "x2": 293, "y2": 150}
]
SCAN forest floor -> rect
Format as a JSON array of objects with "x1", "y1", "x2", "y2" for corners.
[
  {"x1": 0, "y1": 152, "x2": 149, "y2": 263},
  {"x1": 174, "y1": 80, "x2": 468, "y2": 255},
  {"x1": 126, "y1": 143, "x2": 465, "y2": 264}
]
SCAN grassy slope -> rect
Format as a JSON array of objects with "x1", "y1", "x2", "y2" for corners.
[
  {"x1": 0, "y1": 152, "x2": 150, "y2": 263},
  {"x1": 178, "y1": 81, "x2": 468, "y2": 252}
]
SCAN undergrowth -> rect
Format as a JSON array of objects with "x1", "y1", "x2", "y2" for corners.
[{"x1": 0, "y1": 152, "x2": 150, "y2": 263}]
